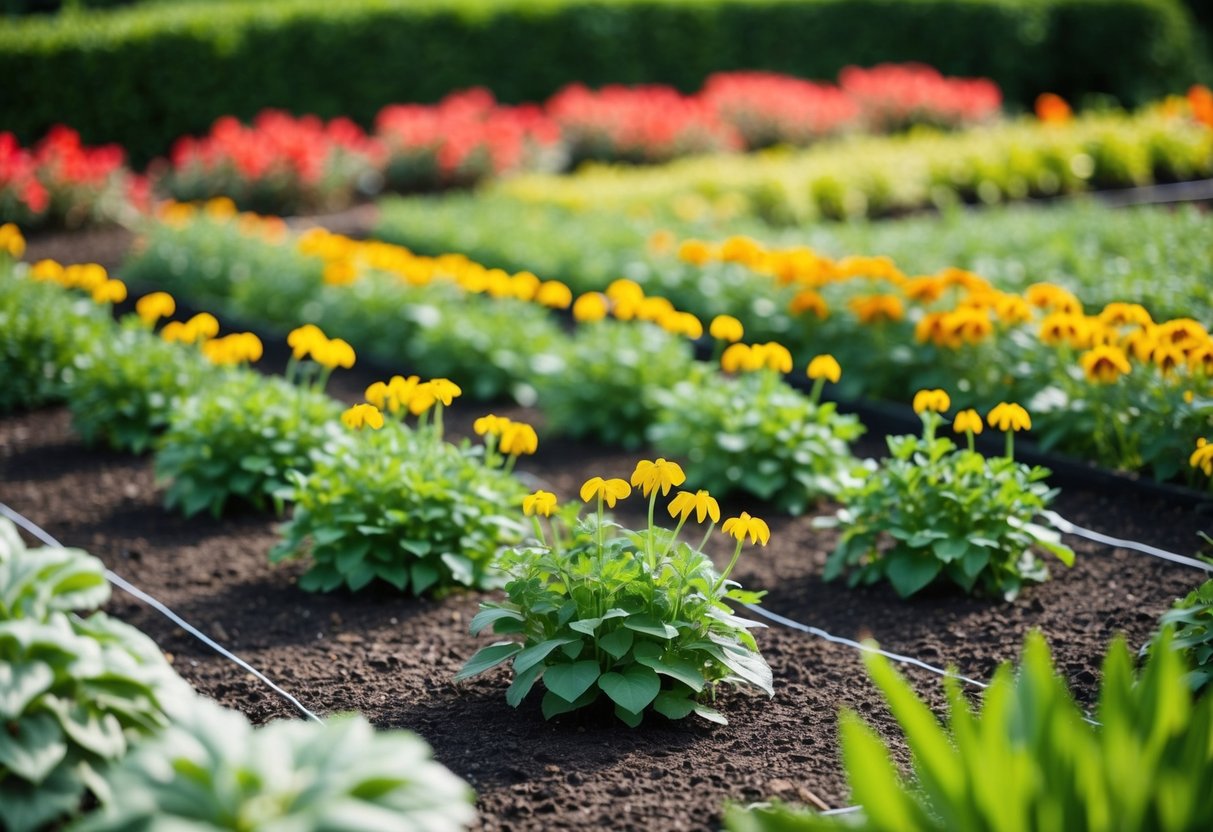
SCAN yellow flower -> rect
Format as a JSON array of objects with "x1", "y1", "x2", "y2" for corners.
[
  {"x1": 63, "y1": 263, "x2": 107, "y2": 291},
  {"x1": 408, "y1": 382, "x2": 437, "y2": 415},
  {"x1": 988, "y1": 402, "x2": 1031, "y2": 432},
  {"x1": 850, "y1": 294, "x2": 905, "y2": 324},
  {"x1": 648, "y1": 229, "x2": 676, "y2": 255},
  {"x1": 136, "y1": 291, "x2": 175, "y2": 325},
  {"x1": 1099, "y1": 302, "x2": 1153, "y2": 328},
  {"x1": 580, "y1": 476, "x2": 631, "y2": 508},
  {"x1": 159, "y1": 321, "x2": 188, "y2": 343},
  {"x1": 630, "y1": 458, "x2": 686, "y2": 498},
  {"x1": 341, "y1": 403, "x2": 384, "y2": 430},
  {"x1": 636, "y1": 296, "x2": 675, "y2": 322},
  {"x1": 364, "y1": 381, "x2": 391, "y2": 410},
  {"x1": 473, "y1": 414, "x2": 512, "y2": 436},
  {"x1": 942, "y1": 307, "x2": 993, "y2": 345},
  {"x1": 912, "y1": 389, "x2": 951, "y2": 414},
  {"x1": 952, "y1": 409, "x2": 983, "y2": 435},
  {"x1": 756, "y1": 342, "x2": 793, "y2": 373},
  {"x1": 722, "y1": 512, "x2": 771, "y2": 546},
  {"x1": 535, "y1": 280, "x2": 573, "y2": 309},
  {"x1": 1025, "y1": 283, "x2": 1081, "y2": 314},
  {"x1": 0, "y1": 223, "x2": 26, "y2": 259},
  {"x1": 677, "y1": 239, "x2": 712, "y2": 265},
  {"x1": 994, "y1": 294, "x2": 1033, "y2": 325},
  {"x1": 322, "y1": 260, "x2": 358, "y2": 286},
  {"x1": 709, "y1": 314, "x2": 744, "y2": 343},
  {"x1": 30, "y1": 259, "x2": 64, "y2": 283},
  {"x1": 311, "y1": 337, "x2": 356, "y2": 370},
  {"x1": 807, "y1": 354, "x2": 841, "y2": 383},
  {"x1": 287, "y1": 324, "x2": 325, "y2": 361},
  {"x1": 1152, "y1": 344, "x2": 1185, "y2": 376},
  {"x1": 1190, "y1": 438, "x2": 1213, "y2": 476},
  {"x1": 499, "y1": 422, "x2": 539, "y2": 456},
  {"x1": 668, "y1": 490, "x2": 720, "y2": 524},
  {"x1": 1080, "y1": 345, "x2": 1131, "y2": 384},
  {"x1": 667, "y1": 311, "x2": 703, "y2": 339},
  {"x1": 1039, "y1": 313, "x2": 1090, "y2": 348},
  {"x1": 204, "y1": 196, "x2": 237, "y2": 219},
  {"x1": 91, "y1": 278, "x2": 127, "y2": 305},
  {"x1": 523, "y1": 490, "x2": 558, "y2": 517},
  {"x1": 572, "y1": 292, "x2": 609, "y2": 322},
  {"x1": 902, "y1": 276, "x2": 945, "y2": 303},
  {"x1": 721, "y1": 343, "x2": 761, "y2": 374},
  {"x1": 429, "y1": 378, "x2": 462, "y2": 406},
  {"x1": 1157, "y1": 318, "x2": 1209, "y2": 351},
  {"x1": 606, "y1": 278, "x2": 645, "y2": 305},
  {"x1": 789, "y1": 289, "x2": 829, "y2": 319},
  {"x1": 510, "y1": 271, "x2": 541, "y2": 301}
]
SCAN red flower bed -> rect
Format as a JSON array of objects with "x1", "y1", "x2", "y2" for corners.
[
  {"x1": 1, "y1": 126, "x2": 134, "y2": 230},
  {"x1": 702, "y1": 71, "x2": 861, "y2": 148},
  {"x1": 376, "y1": 88, "x2": 563, "y2": 190},
  {"x1": 838, "y1": 62, "x2": 1002, "y2": 131}
]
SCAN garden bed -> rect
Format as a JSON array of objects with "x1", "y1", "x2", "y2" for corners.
[{"x1": 2, "y1": 390, "x2": 1204, "y2": 829}]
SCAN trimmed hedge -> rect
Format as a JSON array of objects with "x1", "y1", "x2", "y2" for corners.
[{"x1": 2, "y1": 0, "x2": 1200, "y2": 164}]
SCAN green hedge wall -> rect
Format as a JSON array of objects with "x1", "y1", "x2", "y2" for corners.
[{"x1": 1, "y1": 0, "x2": 1200, "y2": 164}]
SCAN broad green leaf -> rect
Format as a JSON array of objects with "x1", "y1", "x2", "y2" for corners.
[
  {"x1": 541, "y1": 687, "x2": 598, "y2": 720},
  {"x1": 506, "y1": 662, "x2": 544, "y2": 708},
  {"x1": 653, "y1": 691, "x2": 695, "y2": 721},
  {"x1": 0, "y1": 662, "x2": 54, "y2": 720},
  {"x1": 597, "y1": 627, "x2": 634, "y2": 659},
  {"x1": 543, "y1": 661, "x2": 601, "y2": 703},
  {"x1": 691, "y1": 703, "x2": 728, "y2": 725},
  {"x1": 513, "y1": 638, "x2": 578, "y2": 675},
  {"x1": 598, "y1": 665, "x2": 660, "y2": 713},
  {"x1": 469, "y1": 606, "x2": 524, "y2": 636},
  {"x1": 624, "y1": 615, "x2": 678, "y2": 639},
  {"x1": 454, "y1": 642, "x2": 521, "y2": 681},
  {"x1": 0, "y1": 711, "x2": 67, "y2": 783},
  {"x1": 886, "y1": 553, "x2": 943, "y2": 597},
  {"x1": 615, "y1": 704, "x2": 643, "y2": 727}
]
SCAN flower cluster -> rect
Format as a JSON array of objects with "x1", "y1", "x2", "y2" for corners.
[
  {"x1": 837, "y1": 63, "x2": 1002, "y2": 131},
  {"x1": 459, "y1": 459, "x2": 773, "y2": 726}
]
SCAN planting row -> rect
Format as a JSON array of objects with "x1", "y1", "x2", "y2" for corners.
[
  {"x1": 499, "y1": 98, "x2": 1213, "y2": 223},
  {"x1": 121, "y1": 206, "x2": 1213, "y2": 489},
  {"x1": 8, "y1": 83, "x2": 1213, "y2": 229},
  {"x1": 6, "y1": 245, "x2": 1213, "y2": 829}
]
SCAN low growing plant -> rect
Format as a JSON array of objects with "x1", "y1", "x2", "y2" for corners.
[
  {"x1": 725, "y1": 628, "x2": 1213, "y2": 832},
  {"x1": 649, "y1": 351, "x2": 864, "y2": 514},
  {"x1": 1151, "y1": 575, "x2": 1213, "y2": 694},
  {"x1": 0, "y1": 519, "x2": 187, "y2": 832},
  {"x1": 818, "y1": 394, "x2": 1073, "y2": 599},
  {"x1": 155, "y1": 325, "x2": 348, "y2": 517},
  {"x1": 534, "y1": 318, "x2": 696, "y2": 448},
  {"x1": 272, "y1": 379, "x2": 530, "y2": 594},
  {"x1": 457, "y1": 459, "x2": 773, "y2": 726},
  {"x1": 75, "y1": 697, "x2": 476, "y2": 832}
]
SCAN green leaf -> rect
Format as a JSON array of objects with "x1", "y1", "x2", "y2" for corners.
[
  {"x1": 886, "y1": 553, "x2": 944, "y2": 597},
  {"x1": 454, "y1": 642, "x2": 521, "y2": 681},
  {"x1": 932, "y1": 538, "x2": 969, "y2": 562},
  {"x1": 624, "y1": 615, "x2": 678, "y2": 639},
  {"x1": 469, "y1": 606, "x2": 524, "y2": 636},
  {"x1": 440, "y1": 552, "x2": 475, "y2": 585},
  {"x1": 691, "y1": 703, "x2": 728, "y2": 725},
  {"x1": 567, "y1": 608, "x2": 629, "y2": 635},
  {"x1": 506, "y1": 662, "x2": 544, "y2": 708},
  {"x1": 614, "y1": 704, "x2": 643, "y2": 727},
  {"x1": 839, "y1": 711, "x2": 925, "y2": 828},
  {"x1": 513, "y1": 638, "x2": 578, "y2": 675},
  {"x1": 633, "y1": 653, "x2": 706, "y2": 693},
  {"x1": 410, "y1": 562, "x2": 439, "y2": 595},
  {"x1": 543, "y1": 661, "x2": 601, "y2": 703},
  {"x1": 0, "y1": 662, "x2": 54, "y2": 720},
  {"x1": 597, "y1": 627, "x2": 634, "y2": 659},
  {"x1": 400, "y1": 539, "x2": 432, "y2": 557},
  {"x1": 598, "y1": 664, "x2": 660, "y2": 713},
  {"x1": 541, "y1": 686, "x2": 599, "y2": 719},
  {"x1": 653, "y1": 691, "x2": 695, "y2": 720},
  {"x1": 0, "y1": 712, "x2": 67, "y2": 783}
]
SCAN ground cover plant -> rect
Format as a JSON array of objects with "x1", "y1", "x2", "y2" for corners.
[
  {"x1": 459, "y1": 460, "x2": 773, "y2": 727},
  {"x1": 726, "y1": 628, "x2": 1213, "y2": 831},
  {"x1": 1151, "y1": 575, "x2": 1213, "y2": 693},
  {"x1": 818, "y1": 393, "x2": 1074, "y2": 599}
]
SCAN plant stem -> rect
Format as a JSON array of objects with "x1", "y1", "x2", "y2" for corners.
[
  {"x1": 1005, "y1": 430, "x2": 1014, "y2": 460},
  {"x1": 530, "y1": 517, "x2": 547, "y2": 547},
  {"x1": 696, "y1": 521, "x2": 716, "y2": 554},
  {"x1": 809, "y1": 377, "x2": 825, "y2": 407},
  {"x1": 712, "y1": 540, "x2": 745, "y2": 597},
  {"x1": 661, "y1": 514, "x2": 689, "y2": 559}
]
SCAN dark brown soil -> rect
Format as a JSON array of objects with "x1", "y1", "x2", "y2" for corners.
[{"x1": 2, "y1": 400, "x2": 1208, "y2": 831}]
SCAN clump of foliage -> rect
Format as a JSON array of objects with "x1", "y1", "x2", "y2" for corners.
[
  {"x1": 649, "y1": 355, "x2": 864, "y2": 514},
  {"x1": 75, "y1": 697, "x2": 476, "y2": 832},
  {"x1": 819, "y1": 396, "x2": 1073, "y2": 599},
  {"x1": 273, "y1": 381, "x2": 531, "y2": 594},
  {"x1": 0, "y1": 519, "x2": 187, "y2": 832},
  {"x1": 725, "y1": 627, "x2": 1213, "y2": 832},
  {"x1": 459, "y1": 459, "x2": 773, "y2": 726},
  {"x1": 1151, "y1": 575, "x2": 1213, "y2": 694}
]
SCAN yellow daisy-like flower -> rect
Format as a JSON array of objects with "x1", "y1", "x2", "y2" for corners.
[
  {"x1": 677, "y1": 239, "x2": 712, "y2": 266},
  {"x1": 572, "y1": 292, "x2": 609, "y2": 322},
  {"x1": 709, "y1": 315, "x2": 744, "y2": 343},
  {"x1": 606, "y1": 278, "x2": 645, "y2": 305},
  {"x1": 1190, "y1": 438, "x2": 1213, "y2": 476},
  {"x1": 535, "y1": 280, "x2": 573, "y2": 309},
  {"x1": 850, "y1": 294, "x2": 905, "y2": 325},
  {"x1": 789, "y1": 289, "x2": 828, "y2": 320},
  {"x1": 952, "y1": 409, "x2": 984, "y2": 435},
  {"x1": 499, "y1": 422, "x2": 539, "y2": 456},
  {"x1": 1080, "y1": 345, "x2": 1131, "y2": 384},
  {"x1": 721, "y1": 343, "x2": 760, "y2": 374},
  {"x1": 757, "y1": 342, "x2": 793, "y2": 374},
  {"x1": 987, "y1": 402, "x2": 1031, "y2": 432},
  {"x1": 428, "y1": 378, "x2": 462, "y2": 406},
  {"x1": 807, "y1": 354, "x2": 841, "y2": 383},
  {"x1": 408, "y1": 382, "x2": 437, "y2": 415},
  {"x1": 722, "y1": 512, "x2": 771, "y2": 546},
  {"x1": 287, "y1": 324, "x2": 325, "y2": 361},
  {"x1": 579, "y1": 477, "x2": 632, "y2": 508},
  {"x1": 1098, "y1": 302, "x2": 1153, "y2": 329},
  {"x1": 473, "y1": 414, "x2": 512, "y2": 436},
  {"x1": 510, "y1": 271, "x2": 541, "y2": 301},
  {"x1": 135, "y1": 292, "x2": 175, "y2": 325},
  {"x1": 668, "y1": 490, "x2": 720, "y2": 524},
  {"x1": 341, "y1": 403, "x2": 384, "y2": 431},
  {"x1": 186, "y1": 312, "x2": 220, "y2": 341},
  {"x1": 0, "y1": 223, "x2": 26, "y2": 259},
  {"x1": 311, "y1": 337, "x2": 356, "y2": 370},
  {"x1": 630, "y1": 458, "x2": 686, "y2": 498},
  {"x1": 912, "y1": 389, "x2": 951, "y2": 414},
  {"x1": 30, "y1": 259, "x2": 64, "y2": 283},
  {"x1": 523, "y1": 490, "x2": 558, "y2": 517},
  {"x1": 91, "y1": 278, "x2": 127, "y2": 305}
]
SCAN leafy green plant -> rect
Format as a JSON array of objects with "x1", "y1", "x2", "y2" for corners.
[
  {"x1": 155, "y1": 371, "x2": 342, "y2": 517},
  {"x1": 818, "y1": 399, "x2": 1073, "y2": 599},
  {"x1": 272, "y1": 403, "x2": 530, "y2": 594},
  {"x1": 649, "y1": 361, "x2": 864, "y2": 514},
  {"x1": 1152, "y1": 576, "x2": 1213, "y2": 693},
  {"x1": 458, "y1": 461, "x2": 773, "y2": 726},
  {"x1": 534, "y1": 319, "x2": 695, "y2": 448},
  {"x1": 74, "y1": 697, "x2": 475, "y2": 832},
  {"x1": 70, "y1": 316, "x2": 221, "y2": 453},
  {"x1": 0, "y1": 266, "x2": 109, "y2": 414},
  {"x1": 0, "y1": 518, "x2": 187, "y2": 832},
  {"x1": 725, "y1": 627, "x2": 1213, "y2": 832}
]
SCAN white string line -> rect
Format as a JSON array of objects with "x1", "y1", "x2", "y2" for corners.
[
  {"x1": 1044, "y1": 510, "x2": 1213, "y2": 573},
  {"x1": 0, "y1": 501, "x2": 323, "y2": 724}
]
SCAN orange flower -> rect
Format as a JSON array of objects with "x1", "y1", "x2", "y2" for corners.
[
  {"x1": 789, "y1": 289, "x2": 828, "y2": 319},
  {"x1": 1189, "y1": 84, "x2": 1213, "y2": 128},
  {"x1": 849, "y1": 294, "x2": 904, "y2": 324},
  {"x1": 1035, "y1": 93, "x2": 1072, "y2": 123},
  {"x1": 1080, "y1": 345, "x2": 1131, "y2": 384}
]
